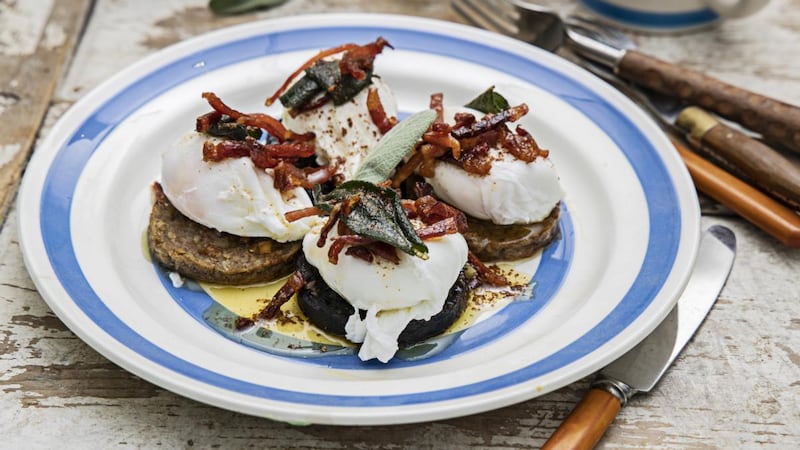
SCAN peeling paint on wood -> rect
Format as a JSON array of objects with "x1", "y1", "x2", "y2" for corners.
[{"x1": 0, "y1": 0, "x2": 92, "y2": 230}]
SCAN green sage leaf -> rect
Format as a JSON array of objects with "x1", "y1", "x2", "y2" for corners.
[
  {"x1": 315, "y1": 180, "x2": 428, "y2": 259},
  {"x1": 209, "y1": 0, "x2": 287, "y2": 15},
  {"x1": 354, "y1": 109, "x2": 436, "y2": 184},
  {"x1": 465, "y1": 85, "x2": 510, "y2": 114}
]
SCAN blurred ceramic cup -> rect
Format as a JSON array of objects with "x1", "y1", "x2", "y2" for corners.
[{"x1": 579, "y1": 0, "x2": 769, "y2": 32}]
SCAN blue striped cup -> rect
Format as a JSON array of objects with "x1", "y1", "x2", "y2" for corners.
[{"x1": 580, "y1": 0, "x2": 769, "y2": 32}]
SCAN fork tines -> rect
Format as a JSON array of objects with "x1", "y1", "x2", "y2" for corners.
[
  {"x1": 450, "y1": 0, "x2": 565, "y2": 51},
  {"x1": 451, "y1": 0, "x2": 522, "y2": 37}
]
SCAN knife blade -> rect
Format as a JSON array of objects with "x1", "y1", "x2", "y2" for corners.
[
  {"x1": 541, "y1": 225, "x2": 736, "y2": 450},
  {"x1": 563, "y1": 15, "x2": 800, "y2": 154}
]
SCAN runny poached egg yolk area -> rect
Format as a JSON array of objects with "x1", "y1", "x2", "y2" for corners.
[
  {"x1": 302, "y1": 224, "x2": 469, "y2": 363},
  {"x1": 282, "y1": 77, "x2": 397, "y2": 181},
  {"x1": 160, "y1": 131, "x2": 318, "y2": 242},
  {"x1": 425, "y1": 107, "x2": 563, "y2": 225}
]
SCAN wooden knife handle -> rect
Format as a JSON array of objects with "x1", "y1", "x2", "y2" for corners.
[
  {"x1": 672, "y1": 137, "x2": 800, "y2": 247},
  {"x1": 675, "y1": 106, "x2": 800, "y2": 210},
  {"x1": 541, "y1": 388, "x2": 621, "y2": 450},
  {"x1": 617, "y1": 50, "x2": 800, "y2": 154}
]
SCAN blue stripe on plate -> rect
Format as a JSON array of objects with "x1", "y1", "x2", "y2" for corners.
[
  {"x1": 582, "y1": 0, "x2": 719, "y2": 28},
  {"x1": 40, "y1": 25, "x2": 680, "y2": 406}
]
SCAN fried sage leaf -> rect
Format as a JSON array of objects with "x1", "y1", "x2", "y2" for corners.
[
  {"x1": 207, "y1": 117, "x2": 263, "y2": 140},
  {"x1": 465, "y1": 85, "x2": 510, "y2": 114},
  {"x1": 315, "y1": 180, "x2": 428, "y2": 259},
  {"x1": 354, "y1": 109, "x2": 436, "y2": 184}
]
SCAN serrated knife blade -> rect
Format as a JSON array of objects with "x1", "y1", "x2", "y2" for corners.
[{"x1": 542, "y1": 225, "x2": 736, "y2": 450}]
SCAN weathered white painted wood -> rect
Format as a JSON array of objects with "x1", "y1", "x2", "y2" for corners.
[
  {"x1": 0, "y1": 0, "x2": 92, "y2": 229},
  {"x1": 2, "y1": 0, "x2": 799, "y2": 448}
]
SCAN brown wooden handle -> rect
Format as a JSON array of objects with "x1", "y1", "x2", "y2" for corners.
[
  {"x1": 675, "y1": 106, "x2": 800, "y2": 210},
  {"x1": 672, "y1": 137, "x2": 800, "y2": 247},
  {"x1": 541, "y1": 388, "x2": 621, "y2": 450},
  {"x1": 617, "y1": 50, "x2": 800, "y2": 154}
]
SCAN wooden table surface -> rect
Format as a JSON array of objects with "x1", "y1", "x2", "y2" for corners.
[{"x1": 2, "y1": 0, "x2": 799, "y2": 448}]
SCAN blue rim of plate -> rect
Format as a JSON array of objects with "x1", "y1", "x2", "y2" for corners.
[{"x1": 37, "y1": 23, "x2": 681, "y2": 407}]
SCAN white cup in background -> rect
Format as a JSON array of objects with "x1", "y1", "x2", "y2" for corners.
[{"x1": 579, "y1": 0, "x2": 770, "y2": 32}]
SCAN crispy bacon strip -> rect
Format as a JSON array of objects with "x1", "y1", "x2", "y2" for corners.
[
  {"x1": 501, "y1": 125, "x2": 549, "y2": 163},
  {"x1": 419, "y1": 143, "x2": 450, "y2": 178},
  {"x1": 345, "y1": 245, "x2": 374, "y2": 263},
  {"x1": 468, "y1": 252, "x2": 509, "y2": 287},
  {"x1": 328, "y1": 235, "x2": 373, "y2": 264},
  {"x1": 196, "y1": 111, "x2": 222, "y2": 133},
  {"x1": 237, "y1": 113, "x2": 314, "y2": 143},
  {"x1": 366, "y1": 87, "x2": 397, "y2": 134},
  {"x1": 430, "y1": 93, "x2": 444, "y2": 123},
  {"x1": 317, "y1": 204, "x2": 342, "y2": 248},
  {"x1": 415, "y1": 217, "x2": 460, "y2": 240},
  {"x1": 339, "y1": 37, "x2": 393, "y2": 80},
  {"x1": 202, "y1": 92, "x2": 245, "y2": 119},
  {"x1": 415, "y1": 195, "x2": 468, "y2": 232},
  {"x1": 285, "y1": 206, "x2": 324, "y2": 222},
  {"x1": 273, "y1": 161, "x2": 333, "y2": 192},
  {"x1": 258, "y1": 270, "x2": 307, "y2": 320},
  {"x1": 455, "y1": 138, "x2": 493, "y2": 176},
  {"x1": 424, "y1": 123, "x2": 461, "y2": 159},
  {"x1": 203, "y1": 138, "x2": 315, "y2": 168},
  {"x1": 365, "y1": 241, "x2": 400, "y2": 264},
  {"x1": 265, "y1": 43, "x2": 362, "y2": 106},
  {"x1": 202, "y1": 92, "x2": 314, "y2": 143},
  {"x1": 451, "y1": 104, "x2": 529, "y2": 139},
  {"x1": 391, "y1": 150, "x2": 424, "y2": 187}
]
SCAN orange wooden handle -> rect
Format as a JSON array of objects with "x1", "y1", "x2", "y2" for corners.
[
  {"x1": 541, "y1": 388, "x2": 621, "y2": 450},
  {"x1": 672, "y1": 137, "x2": 800, "y2": 247}
]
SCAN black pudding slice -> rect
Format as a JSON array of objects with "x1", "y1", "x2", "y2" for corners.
[{"x1": 295, "y1": 254, "x2": 468, "y2": 347}]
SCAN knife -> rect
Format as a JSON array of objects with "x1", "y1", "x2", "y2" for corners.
[
  {"x1": 541, "y1": 225, "x2": 736, "y2": 450},
  {"x1": 564, "y1": 15, "x2": 800, "y2": 154}
]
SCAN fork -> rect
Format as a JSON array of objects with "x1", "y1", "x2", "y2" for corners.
[
  {"x1": 451, "y1": 0, "x2": 800, "y2": 154},
  {"x1": 452, "y1": 0, "x2": 800, "y2": 245}
]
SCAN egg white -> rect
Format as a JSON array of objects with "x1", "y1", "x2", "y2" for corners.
[
  {"x1": 425, "y1": 107, "x2": 563, "y2": 225},
  {"x1": 302, "y1": 224, "x2": 468, "y2": 363},
  {"x1": 160, "y1": 131, "x2": 319, "y2": 242}
]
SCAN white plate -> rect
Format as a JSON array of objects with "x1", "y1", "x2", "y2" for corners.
[{"x1": 18, "y1": 14, "x2": 700, "y2": 425}]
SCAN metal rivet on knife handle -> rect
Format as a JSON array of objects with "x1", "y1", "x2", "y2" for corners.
[
  {"x1": 617, "y1": 50, "x2": 800, "y2": 154},
  {"x1": 676, "y1": 107, "x2": 800, "y2": 210},
  {"x1": 675, "y1": 106, "x2": 719, "y2": 141}
]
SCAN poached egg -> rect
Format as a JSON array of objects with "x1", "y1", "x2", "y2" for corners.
[
  {"x1": 425, "y1": 107, "x2": 563, "y2": 225},
  {"x1": 302, "y1": 224, "x2": 468, "y2": 363},
  {"x1": 282, "y1": 77, "x2": 398, "y2": 181},
  {"x1": 160, "y1": 131, "x2": 318, "y2": 242}
]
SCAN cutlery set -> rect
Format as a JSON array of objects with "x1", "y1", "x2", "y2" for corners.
[
  {"x1": 451, "y1": 0, "x2": 759, "y2": 447},
  {"x1": 453, "y1": 0, "x2": 800, "y2": 247}
]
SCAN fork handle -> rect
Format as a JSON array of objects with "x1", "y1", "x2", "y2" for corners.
[
  {"x1": 616, "y1": 50, "x2": 800, "y2": 154},
  {"x1": 676, "y1": 106, "x2": 800, "y2": 210}
]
